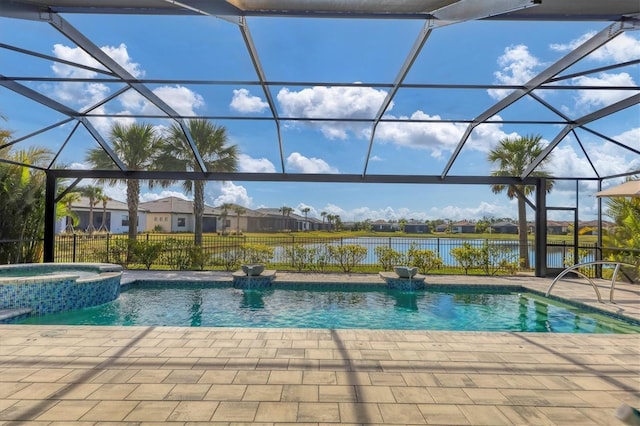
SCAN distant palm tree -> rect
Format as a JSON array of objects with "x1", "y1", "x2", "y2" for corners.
[
  {"x1": 279, "y1": 205, "x2": 293, "y2": 231},
  {"x1": 301, "y1": 207, "x2": 311, "y2": 231},
  {"x1": 97, "y1": 194, "x2": 110, "y2": 232},
  {"x1": 219, "y1": 203, "x2": 233, "y2": 235},
  {"x1": 233, "y1": 205, "x2": 246, "y2": 235},
  {"x1": 158, "y1": 119, "x2": 238, "y2": 245},
  {"x1": 321, "y1": 211, "x2": 327, "y2": 230},
  {"x1": 326, "y1": 214, "x2": 335, "y2": 231},
  {"x1": 488, "y1": 134, "x2": 554, "y2": 269},
  {"x1": 79, "y1": 185, "x2": 103, "y2": 234},
  {"x1": 86, "y1": 122, "x2": 162, "y2": 244},
  {"x1": 61, "y1": 191, "x2": 81, "y2": 233}
]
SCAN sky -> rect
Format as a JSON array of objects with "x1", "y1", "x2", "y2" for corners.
[{"x1": 1, "y1": 12, "x2": 639, "y2": 223}]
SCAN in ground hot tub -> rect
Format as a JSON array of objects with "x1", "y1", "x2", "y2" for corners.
[{"x1": 0, "y1": 263, "x2": 122, "y2": 322}]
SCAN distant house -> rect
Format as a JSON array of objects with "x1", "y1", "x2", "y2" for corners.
[
  {"x1": 371, "y1": 220, "x2": 399, "y2": 232},
  {"x1": 547, "y1": 220, "x2": 570, "y2": 235},
  {"x1": 139, "y1": 197, "x2": 217, "y2": 233},
  {"x1": 404, "y1": 220, "x2": 429, "y2": 234},
  {"x1": 61, "y1": 196, "x2": 147, "y2": 234},
  {"x1": 451, "y1": 221, "x2": 476, "y2": 234},
  {"x1": 491, "y1": 221, "x2": 519, "y2": 234},
  {"x1": 434, "y1": 223, "x2": 448, "y2": 233},
  {"x1": 252, "y1": 208, "x2": 310, "y2": 232}
]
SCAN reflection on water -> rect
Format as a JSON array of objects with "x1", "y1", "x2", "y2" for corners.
[
  {"x1": 241, "y1": 290, "x2": 266, "y2": 310},
  {"x1": 393, "y1": 292, "x2": 418, "y2": 311}
]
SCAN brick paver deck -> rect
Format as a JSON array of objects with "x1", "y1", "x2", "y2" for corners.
[{"x1": 0, "y1": 271, "x2": 638, "y2": 425}]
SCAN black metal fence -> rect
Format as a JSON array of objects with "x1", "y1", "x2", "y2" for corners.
[{"x1": 0, "y1": 233, "x2": 607, "y2": 276}]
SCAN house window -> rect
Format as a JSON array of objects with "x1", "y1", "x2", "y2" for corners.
[
  {"x1": 177, "y1": 217, "x2": 186, "y2": 227},
  {"x1": 122, "y1": 215, "x2": 129, "y2": 227},
  {"x1": 154, "y1": 217, "x2": 157, "y2": 222}
]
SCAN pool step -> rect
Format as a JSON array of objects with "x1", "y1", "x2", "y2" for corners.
[{"x1": 0, "y1": 308, "x2": 33, "y2": 323}]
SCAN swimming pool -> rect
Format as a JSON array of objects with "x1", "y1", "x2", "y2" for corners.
[{"x1": 15, "y1": 283, "x2": 640, "y2": 333}]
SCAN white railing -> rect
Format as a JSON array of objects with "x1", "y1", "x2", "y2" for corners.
[{"x1": 545, "y1": 261, "x2": 635, "y2": 303}]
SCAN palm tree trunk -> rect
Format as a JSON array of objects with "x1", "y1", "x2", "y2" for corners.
[
  {"x1": 193, "y1": 180, "x2": 204, "y2": 245},
  {"x1": 517, "y1": 195, "x2": 530, "y2": 269},
  {"x1": 126, "y1": 180, "x2": 140, "y2": 263},
  {"x1": 87, "y1": 203, "x2": 95, "y2": 235}
]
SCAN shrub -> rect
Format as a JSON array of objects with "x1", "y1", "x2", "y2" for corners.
[
  {"x1": 406, "y1": 243, "x2": 443, "y2": 274},
  {"x1": 242, "y1": 243, "x2": 274, "y2": 265},
  {"x1": 213, "y1": 245, "x2": 243, "y2": 271},
  {"x1": 375, "y1": 246, "x2": 403, "y2": 271},
  {"x1": 189, "y1": 245, "x2": 208, "y2": 270},
  {"x1": 477, "y1": 241, "x2": 517, "y2": 276},
  {"x1": 328, "y1": 244, "x2": 367, "y2": 272},
  {"x1": 162, "y1": 238, "x2": 193, "y2": 270},
  {"x1": 285, "y1": 244, "x2": 314, "y2": 271},
  {"x1": 133, "y1": 240, "x2": 163, "y2": 270},
  {"x1": 450, "y1": 242, "x2": 478, "y2": 275}
]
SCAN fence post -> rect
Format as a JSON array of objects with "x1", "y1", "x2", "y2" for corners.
[
  {"x1": 72, "y1": 233, "x2": 77, "y2": 262},
  {"x1": 106, "y1": 233, "x2": 110, "y2": 263}
]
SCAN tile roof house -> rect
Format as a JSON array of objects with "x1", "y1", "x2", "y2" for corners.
[
  {"x1": 139, "y1": 196, "x2": 218, "y2": 233},
  {"x1": 61, "y1": 196, "x2": 148, "y2": 234}
]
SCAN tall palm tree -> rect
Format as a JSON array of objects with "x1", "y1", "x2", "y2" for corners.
[
  {"x1": 488, "y1": 134, "x2": 554, "y2": 269},
  {"x1": 320, "y1": 211, "x2": 327, "y2": 230},
  {"x1": 158, "y1": 119, "x2": 238, "y2": 245},
  {"x1": 233, "y1": 205, "x2": 246, "y2": 235},
  {"x1": 219, "y1": 202, "x2": 233, "y2": 235},
  {"x1": 79, "y1": 185, "x2": 103, "y2": 234},
  {"x1": 279, "y1": 205, "x2": 293, "y2": 231},
  {"x1": 301, "y1": 207, "x2": 311, "y2": 231},
  {"x1": 61, "y1": 191, "x2": 81, "y2": 233},
  {"x1": 86, "y1": 122, "x2": 162, "y2": 244},
  {"x1": 97, "y1": 194, "x2": 110, "y2": 232}
]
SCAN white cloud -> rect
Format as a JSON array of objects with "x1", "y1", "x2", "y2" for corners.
[
  {"x1": 209, "y1": 181, "x2": 252, "y2": 207},
  {"x1": 277, "y1": 85, "x2": 388, "y2": 139},
  {"x1": 230, "y1": 88, "x2": 269, "y2": 113},
  {"x1": 286, "y1": 152, "x2": 338, "y2": 173},
  {"x1": 377, "y1": 111, "x2": 514, "y2": 158},
  {"x1": 237, "y1": 153, "x2": 276, "y2": 173},
  {"x1": 141, "y1": 85, "x2": 204, "y2": 116},
  {"x1": 488, "y1": 44, "x2": 541, "y2": 100},
  {"x1": 139, "y1": 191, "x2": 190, "y2": 203},
  {"x1": 550, "y1": 31, "x2": 640, "y2": 63},
  {"x1": 570, "y1": 72, "x2": 637, "y2": 109},
  {"x1": 50, "y1": 43, "x2": 143, "y2": 110}
]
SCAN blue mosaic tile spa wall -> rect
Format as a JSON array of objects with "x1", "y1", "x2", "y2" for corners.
[{"x1": 0, "y1": 275, "x2": 121, "y2": 316}]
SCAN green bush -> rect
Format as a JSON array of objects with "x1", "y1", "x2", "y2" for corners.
[
  {"x1": 328, "y1": 244, "x2": 367, "y2": 272},
  {"x1": 477, "y1": 241, "x2": 517, "y2": 276},
  {"x1": 242, "y1": 243, "x2": 274, "y2": 265},
  {"x1": 133, "y1": 240, "x2": 163, "y2": 270},
  {"x1": 374, "y1": 246, "x2": 403, "y2": 271},
  {"x1": 406, "y1": 243, "x2": 443, "y2": 274},
  {"x1": 213, "y1": 245, "x2": 243, "y2": 271},
  {"x1": 450, "y1": 242, "x2": 478, "y2": 275},
  {"x1": 285, "y1": 244, "x2": 314, "y2": 271},
  {"x1": 162, "y1": 238, "x2": 193, "y2": 270}
]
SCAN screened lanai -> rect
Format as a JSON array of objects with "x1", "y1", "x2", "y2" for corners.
[{"x1": 1, "y1": 0, "x2": 639, "y2": 276}]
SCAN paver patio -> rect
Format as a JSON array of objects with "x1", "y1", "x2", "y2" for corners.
[{"x1": 0, "y1": 271, "x2": 638, "y2": 425}]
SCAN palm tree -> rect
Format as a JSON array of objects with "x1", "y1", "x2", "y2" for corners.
[
  {"x1": 61, "y1": 191, "x2": 81, "y2": 233},
  {"x1": 320, "y1": 211, "x2": 327, "y2": 231},
  {"x1": 158, "y1": 119, "x2": 238, "y2": 245},
  {"x1": 97, "y1": 194, "x2": 110, "y2": 232},
  {"x1": 326, "y1": 214, "x2": 334, "y2": 231},
  {"x1": 79, "y1": 185, "x2": 103, "y2": 234},
  {"x1": 279, "y1": 205, "x2": 293, "y2": 231},
  {"x1": 233, "y1": 205, "x2": 246, "y2": 235},
  {"x1": 488, "y1": 134, "x2": 554, "y2": 269},
  {"x1": 219, "y1": 202, "x2": 233, "y2": 235},
  {"x1": 301, "y1": 207, "x2": 311, "y2": 231},
  {"x1": 86, "y1": 122, "x2": 163, "y2": 244}
]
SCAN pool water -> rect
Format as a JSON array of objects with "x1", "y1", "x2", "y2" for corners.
[{"x1": 16, "y1": 285, "x2": 639, "y2": 333}]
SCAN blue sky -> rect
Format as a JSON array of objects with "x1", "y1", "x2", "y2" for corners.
[{"x1": 1, "y1": 14, "x2": 639, "y2": 223}]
